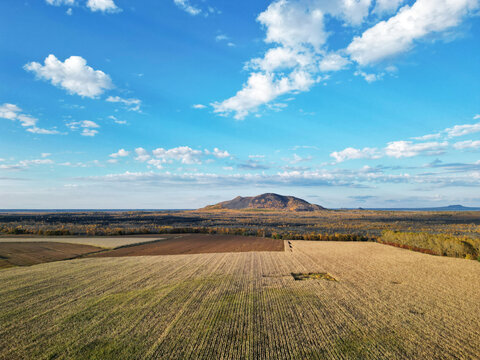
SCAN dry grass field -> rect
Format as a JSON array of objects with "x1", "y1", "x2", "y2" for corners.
[
  {"x1": 1, "y1": 239, "x2": 479, "y2": 359},
  {"x1": 0, "y1": 235, "x2": 167, "y2": 249}
]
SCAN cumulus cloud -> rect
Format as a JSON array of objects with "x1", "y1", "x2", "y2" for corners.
[
  {"x1": 347, "y1": 0, "x2": 480, "y2": 65},
  {"x1": 0, "y1": 103, "x2": 59, "y2": 135},
  {"x1": 385, "y1": 140, "x2": 448, "y2": 158},
  {"x1": 207, "y1": 148, "x2": 231, "y2": 159},
  {"x1": 133, "y1": 146, "x2": 232, "y2": 166},
  {"x1": 67, "y1": 120, "x2": 100, "y2": 136},
  {"x1": 210, "y1": 0, "x2": 377, "y2": 119},
  {"x1": 212, "y1": 0, "x2": 478, "y2": 119},
  {"x1": 319, "y1": 53, "x2": 350, "y2": 72},
  {"x1": 110, "y1": 149, "x2": 130, "y2": 158},
  {"x1": 152, "y1": 146, "x2": 203, "y2": 165},
  {"x1": 46, "y1": 0, "x2": 120, "y2": 13},
  {"x1": 331, "y1": 147, "x2": 381, "y2": 162},
  {"x1": 354, "y1": 70, "x2": 382, "y2": 83},
  {"x1": 106, "y1": 96, "x2": 141, "y2": 112},
  {"x1": 86, "y1": 0, "x2": 119, "y2": 12},
  {"x1": 25, "y1": 55, "x2": 113, "y2": 98},
  {"x1": 212, "y1": 70, "x2": 315, "y2": 119},
  {"x1": 192, "y1": 104, "x2": 207, "y2": 109},
  {"x1": 134, "y1": 148, "x2": 151, "y2": 162}
]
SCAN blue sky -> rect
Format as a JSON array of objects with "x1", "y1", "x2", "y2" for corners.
[{"x1": 0, "y1": 0, "x2": 479, "y2": 209}]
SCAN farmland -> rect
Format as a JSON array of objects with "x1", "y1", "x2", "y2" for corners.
[
  {"x1": 1, "y1": 239, "x2": 479, "y2": 359},
  {"x1": 0, "y1": 242, "x2": 102, "y2": 269},
  {"x1": 90, "y1": 234, "x2": 284, "y2": 257},
  {"x1": 2, "y1": 209, "x2": 480, "y2": 259},
  {"x1": 0, "y1": 235, "x2": 168, "y2": 248}
]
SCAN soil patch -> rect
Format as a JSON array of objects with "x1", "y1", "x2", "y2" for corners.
[
  {"x1": 89, "y1": 234, "x2": 284, "y2": 257},
  {"x1": 291, "y1": 272, "x2": 337, "y2": 281},
  {"x1": 0, "y1": 242, "x2": 103, "y2": 268}
]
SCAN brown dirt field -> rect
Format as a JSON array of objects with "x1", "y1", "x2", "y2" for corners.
[
  {"x1": 0, "y1": 242, "x2": 103, "y2": 268},
  {"x1": 0, "y1": 235, "x2": 168, "y2": 249},
  {"x1": 90, "y1": 234, "x2": 284, "y2": 257}
]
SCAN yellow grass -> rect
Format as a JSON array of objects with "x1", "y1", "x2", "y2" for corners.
[{"x1": 0, "y1": 241, "x2": 479, "y2": 359}]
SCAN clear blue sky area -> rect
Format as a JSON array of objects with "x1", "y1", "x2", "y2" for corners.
[{"x1": 1, "y1": 0, "x2": 479, "y2": 208}]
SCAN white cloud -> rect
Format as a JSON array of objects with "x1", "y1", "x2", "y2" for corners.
[
  {"x1": 192, "y1": 104, "x2": 207, "y2": 109},
  {"x1": 453, "y1": 140, "x2": 480, "y2": 150},
  {"x1": 319, "y1": 53, "x2": 350, "y2": 72},
  {"x1": 174, "y1": 0, "x2": 201, "y2": 15},
  {"x1": 152, "y1": 146, "x2": 203, "y2": 165},
  {"x1": 347, "y1": 0, "x2": 480, "y2": 65},
  {"x1": 67, "y1": 120, "x2": 100, "y2": 136},
  {"x1": 134, "y1": 148, "x2": 151, "y2": 162},
  {"x1": 41, "y1": 153, "x2": 52, "y2": 158},
  {"x1": 212, "y1": 70, "x2": 315, "y2": 120},
  {"x1": 46, "y1": 0, "x2": 75, "y2": 5},
  {"x1": 25, "y1": 55, "x2": 113, "y2": 98},
  {"x1": 81, "y1": 129, "x2": 98, "y2": 137},
  {"x1": 146, "y1": 159, "x2": 163, "y2": 169},
  {"x1": 385, "y1": 140, "x2": 448, "y2": 158},
  {"x1": 215, "y1": 34, "x2": 234, "y2": 46},
  {"x1": 0, "y1": 103, "x2": 59, "y2": 135},
  {"x1": 216, "y1": 34, "x2": 229, "y2": 41},
  {"x1": 257, "y1": 0, "x2": 328, "y2": 50},
  {"x1": 108, "y1": 115, "x2": 126, "y2": 124},
  {"x1": 282, "y1": 153, "x2": 313, "y2": 164},
  {"x1": 46, "y1": 0, "x2": 119, "y2": 12},
  {"x1": 445, "y1": 122, "x2": 480, "y2": 138},
  {"x1": 106, "y1": 96, "x2": 141, "y2": 112},
  {"x1": 414, "y1": 117, "x2": 480, "y2": 140},
  {"x1": 331, "y1": 147, "x2": 381, "y2": 162},
  {"x1": 247, "y1": 47, "x2": 314, "y2": 73},
  {"x1": 133, "y1": 146, "x2": 231, "y2": 166},
  {"x1": 210, "y1": 148, "x2": 230, "y2": 159},
  {"x1": 212, "y1": 0, "x2": 478, "y2": 119},
  {"x1": 373, "y1": 0, "x2": 405, "y2": 15},
  {"x1": 18, "y1": 159, "x2": 54, "y2": 167},
  {"x1": 211, "y1": 0, "x2": 376, "y2": 120},
  {"x1": 110, "y1": 149, "x2": 130, "y2": 158},
  {"x1": 354, "y1": 70, "x2": 382, "y2": 83},
  {"x1": 86, "y1": 0, "x2": 120, "y2": 12}
]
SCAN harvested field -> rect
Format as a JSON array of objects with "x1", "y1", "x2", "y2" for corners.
[
  {"x1": 0, "y1": 242, "x2": 102, "y2": 269},
  {"x1": 90, "y1": 234, "x2": 285, "y2": 257},
  {"x1": 0, "y1": 235, "x2": 167, "y2": 249},
  {"x1": 0, "y1": 241, "x2": 479, "y2": 359}
]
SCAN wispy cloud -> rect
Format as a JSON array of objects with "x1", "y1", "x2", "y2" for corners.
[
  {"x1": 106, "y1": 96, "x2": 142, "y2": 112},
  {"x1": 0, "y1": 103, "x2": 59, "y2": 135}
]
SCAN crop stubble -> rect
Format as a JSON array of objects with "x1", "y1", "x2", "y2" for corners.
[{"x1": 0, "y1": 240, "x2": 479, "y2": 359}]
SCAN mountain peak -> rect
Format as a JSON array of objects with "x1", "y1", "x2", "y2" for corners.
[{"x1": 201, "y1": 193, "x2": 325, "y2": 212}]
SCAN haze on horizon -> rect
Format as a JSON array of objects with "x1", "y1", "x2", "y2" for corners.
[{"x1": 1, "y1": 0, "x2": 479, "y2": 209}]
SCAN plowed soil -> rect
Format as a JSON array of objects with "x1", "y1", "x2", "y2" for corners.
[
  {"x1": 90, "y1": 234, "x2": 284, "y2": 257},
  {"x1": 0, "y1": 242, "x2": 102, "y2": 268}
]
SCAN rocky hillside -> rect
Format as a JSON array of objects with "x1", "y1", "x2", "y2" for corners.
[{"x1": 202, "y1": 193, "x2": 325, "y2": 211}]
